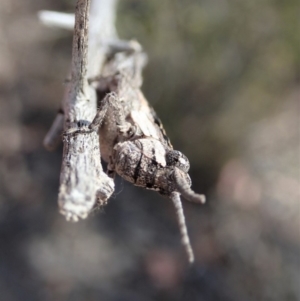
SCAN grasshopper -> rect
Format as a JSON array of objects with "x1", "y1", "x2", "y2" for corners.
[{"x1": 67, "y1": 47, "x2": 206, "y2": 262}]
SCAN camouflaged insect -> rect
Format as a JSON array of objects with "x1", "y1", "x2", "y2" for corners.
[
  {"x1": 89, "y1": 52, "x2": 205, "y2": 206},
  {"x1": 41, "y1": 7, "x2": 204, "y2": 263},
  {"x1": 83, "y1": 50, "x2": 206, "y2": 262}
]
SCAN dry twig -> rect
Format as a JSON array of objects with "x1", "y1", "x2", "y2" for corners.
[{"x1": 56, "y1": 0, "x2": 116, "y2": 221}]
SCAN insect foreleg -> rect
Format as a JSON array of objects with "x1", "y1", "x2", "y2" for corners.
[{"x1": 88, "y1": 93, "x2": 111, "y2": 132}]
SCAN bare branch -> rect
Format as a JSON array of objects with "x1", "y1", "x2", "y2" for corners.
[
  {"x1": 58, "y1": 0, "x2": 116, "y2": 221},
  {"x1": 38, "y1": 10, "x2": 74, "y2": 30},
  {"x1": 70, "y1": 0, "x2": 89, "y2": 92}
]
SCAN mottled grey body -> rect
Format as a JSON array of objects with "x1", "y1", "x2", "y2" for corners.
[
  {"x1": 112, "y1": 138, "x2": 191, "y2": 196},
  {"x1": 97, "y1": 53, "x2": 171, "y2": 163},
  {"x1": 87, "y1": 50, "x2": 205, "y2": 263},
  {"x1": 99, "y1": 90, "x2": 171, "y2": 163},
  {"x1": 89, "y1": 52, "x2": 204, "y2": 205}
]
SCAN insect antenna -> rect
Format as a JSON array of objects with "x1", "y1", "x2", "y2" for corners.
[
  {"x1": 170, "y1": 192, "x2": 195, "y2": 263},
  {"x1": 174, "y1": 169, "x2": 206, "y2": 204}
]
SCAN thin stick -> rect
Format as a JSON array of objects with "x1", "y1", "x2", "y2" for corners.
[
  {"x1": 38, "y1": 10, "x2": 74, "y2": 30},
  {"x1": 70, "y1": 0, "x2": 89, "y2": 93},
  {"x1": 170, "y1": 192, "x2": 195, "y2": 263},
  {"x1": 43, "y1": 109, "x2": 64, "y2": 151},
  {"x1": 58, "y1": 0, "x2": 115, "y2": 221}
]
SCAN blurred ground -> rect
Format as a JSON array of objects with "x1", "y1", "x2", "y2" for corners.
[{"x1": 0, "y1": 0, "x2": 299, "y2": 300}]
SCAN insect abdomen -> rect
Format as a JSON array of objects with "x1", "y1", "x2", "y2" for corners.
[{"x1": 113, "y1": 138, "x2": 167, "y2": 190}]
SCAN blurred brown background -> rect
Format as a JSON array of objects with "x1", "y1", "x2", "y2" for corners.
[{"x1": 0, "y1": 0, "x2": 299, "y2": 300}]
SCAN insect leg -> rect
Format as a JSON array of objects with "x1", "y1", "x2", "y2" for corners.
[
  {"x1": 173, "y1": 168, "x2": 206, "y2": 204},
  {"x1": 170, "y1": 192, "x2": 194, "y2": 263},
  {"x1": 88, "y1": 93, "x2": 111, "y2": 132},
  {"x1": 107, "y1": 155, "x2": 116, "y2": 178},
  {"x1": 89, "y1": 92, "x2": 132, "y2": 135}
]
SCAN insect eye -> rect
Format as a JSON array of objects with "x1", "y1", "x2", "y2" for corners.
[{"x1": 166, "y1": 150, "x2": 190, "y2": 172}]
